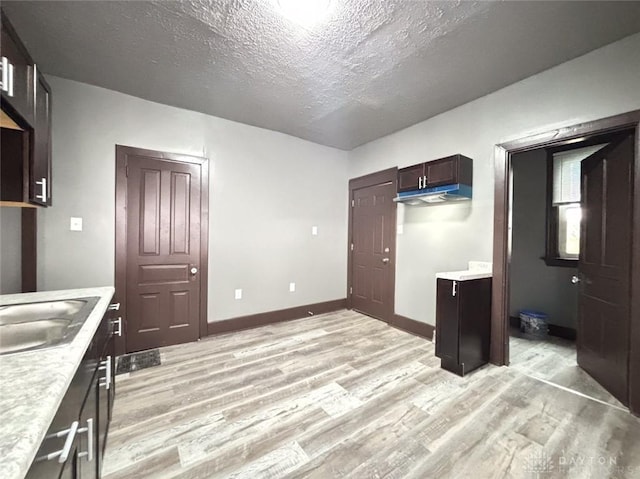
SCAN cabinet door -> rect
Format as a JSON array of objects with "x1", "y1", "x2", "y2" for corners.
[
  {"x1": 97, "y1": 333, "x2": 115, "y2": 476},
  {"x1": 425, "y1": 156, "x2": 458, "y2": 187},
  {"x1": 30, "y1": 70, "x2": 51, "y2": 206},
  {"x1": 0, "y1": 15, "x2": 34, "y2": 126},
  {"x1": 397, "y1": 164, "x2": 425, "y2": 192},
  {"x1": 77, "y1": 374, "x2": 99, "y2": 479},
  {"x1": 457, "y1": 279, "x2": 492, "y2": 369},
  {"x1": 435, "y1": 279, "x2": 459, "y2": 362}
]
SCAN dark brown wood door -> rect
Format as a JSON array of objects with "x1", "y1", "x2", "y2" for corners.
[
  {"x1": 578, "y1": 135, "x2": 633, "y2": 405},
  {"x1": 126, "y1": 154, "x2": 202, "y2": 352},
  {"x1": 351, "y1": 182, "x2": 395, "y2": 321},
  {"x1": 397, "y1": 164, "x2": 424, "y2": 192}
]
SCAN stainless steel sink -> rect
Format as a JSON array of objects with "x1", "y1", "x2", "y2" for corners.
[{"x1": 0, "y1": 297, "x2": 100, "y2": 355}]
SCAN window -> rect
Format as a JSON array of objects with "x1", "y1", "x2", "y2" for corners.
[{"x1": 545, "y1": 143, "x2": 608, "y2": 266}]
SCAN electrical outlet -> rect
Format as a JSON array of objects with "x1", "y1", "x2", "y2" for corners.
[
  {"x1": 234, "y1": 289, "x2": 242, "y2": 300},
  {"x1": 289, "y1": 282, "x2": 296, "y2": 292},
  {"x1": 311, "y1": 226, "x2": 318, "y2": 236}
]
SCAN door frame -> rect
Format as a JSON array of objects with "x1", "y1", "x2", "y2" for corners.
[
  {"x1": 347, "y1": 167, "x2": 398, "y2": 323},
  {"x1": 491, "y1": 110, "x2": 640, "y2": 415},
  {"x1": 114, "y1": 145, "x2": 209, "y2": 356}
]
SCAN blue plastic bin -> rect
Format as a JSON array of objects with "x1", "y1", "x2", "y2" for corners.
[{"x1": 519, "y1": 310, "x2": 548, "y2": 339}]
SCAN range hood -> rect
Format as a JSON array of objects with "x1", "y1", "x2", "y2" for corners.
[{"x1": 393, "y1": 183, "x2": 472, "y2": 206}]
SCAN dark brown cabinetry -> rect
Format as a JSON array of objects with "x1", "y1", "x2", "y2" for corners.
[
  {"x1": 26, "y1": 300, "x2": 117, "y2": 479},
  {"x1": 435, "y1": 277, "x2": 491, "y2": 376},
  {"x1": 397, "y1": 154, "x2": 473, "y2": 192},
  {"x1": 0, "y1": 10, "x2": 52, "y2": 207}
]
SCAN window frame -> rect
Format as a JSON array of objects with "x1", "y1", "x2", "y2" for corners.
[
  {"x1": 544, "y1": 156, "x2": 577, "y2": 266},
  {"x1": 543, "y1": 135, "x2": 622, "y2": 267},
  {"x1": 544, "y1": 145, "x2": 582, "y2": 267}
]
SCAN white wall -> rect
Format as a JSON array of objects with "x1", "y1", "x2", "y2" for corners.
[
  {"x1": 0, "y1": 207, "x2": 22, "y2": 294},
  {"x1": 510, "y1": 150, "x2": 578, "y2": 328},
  {"x1": 41, "y1": 77, "x2": 349, "y2": 321},
  {"x1": 348, "y1": 33, "x2": 640, "y2": 325}
]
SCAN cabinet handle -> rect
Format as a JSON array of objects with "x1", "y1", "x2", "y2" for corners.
[
  {"x1": 418, "y1": 176, "x2": 422, "y2": 189},
  {"x1": 1, "y1": 57, "x2": 14, "y2": 97},
  {"x1": 35, "y1": 178, "x2": 47, "y2": 202},
  {"x1": 77, "y1": 418, "x2": 94, "y2": 462},
  {"x1": 112, "y1": 317, "x2": 122, "y2": 337},
  {"x1": 35, "y1": 421, "x2": 79, "y2": 463},
  {"x1": 0, "y1": 57, "x2": 7, "y2": 93},
  {"x1": 452, "y1": 281, "x2": 457, "y2": 297},
  {"x1": 8, "y1": 62, "x2": 14, "y2": 97},
  {"x1": 108, "y1": 302, "x2": 120, "y2": 311},
  {"x1": 423, "y1": 175, "x2": 427, "y2": 186},
  {"x1": 99, "y1": 355, "x2": 112, "y2": 390}
]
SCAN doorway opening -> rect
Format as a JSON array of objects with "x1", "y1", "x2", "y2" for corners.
[
  {"x1": 114, "y1": 145, "x2": 209, "y2": 356},
  {"x1": 491, "y1": 110, "x2": 640, "y2": 416},
  {"x1": 508, "y1": 134, "x2": 630, "y2": 409}
]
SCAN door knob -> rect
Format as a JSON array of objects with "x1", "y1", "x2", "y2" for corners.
[
  {"x1": 571, "y1": 275, "x2": 580, "y2": 284},
  {"x1": 190, "y1": 267, "x2": 198, "y2": 275},
  {"x1": 382, "y1": 258, "x2": 390, "y2": 263}
]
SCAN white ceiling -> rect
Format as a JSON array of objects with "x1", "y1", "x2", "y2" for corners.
[{"x1": 4, "y1": 1, "x2": 640, "y2": 150}]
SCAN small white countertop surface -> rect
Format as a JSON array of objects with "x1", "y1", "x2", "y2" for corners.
[
  {"x1": 0, "y1": 287, "x2": 114, "y2": 479},
  {"x1": 435, "y1": 270, "x2": 493, "y2": 281},
  {"x1": 436, "y1": 261, "x2": 493, "y2": 281}
]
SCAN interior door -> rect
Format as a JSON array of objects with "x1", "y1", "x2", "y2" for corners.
[
  {"x1": 351, "y1": 182, "x2": 395, "y2": 321},
  {"x1": 578, "y1": 134, "x2": 633, "y2": 405},
  {"x1": 126, "y1": 153, "x2": 202, "y2": 352}
]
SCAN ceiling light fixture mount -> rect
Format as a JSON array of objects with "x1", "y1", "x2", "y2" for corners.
[{"x1": 276, "y1": 0, "x2": 332, "y2": 28}]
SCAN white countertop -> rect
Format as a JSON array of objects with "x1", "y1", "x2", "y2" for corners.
[
  {"x1": 0, "y1": 287, "x2": 115, "y2": 479},
  {"x1": 435, "y1": 261, "x2": 493, "y2": 281},
  {"x1": 435, "y1": 270, "x2": 493, "y2": 281}
]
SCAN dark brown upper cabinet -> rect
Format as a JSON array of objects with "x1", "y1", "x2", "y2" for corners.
[
  {"x1": 0, "y1": 10, "x2": 52, "y2": 207},
  {"x1": 397, "y1": 154, "x2": 473, "y2": 193}
]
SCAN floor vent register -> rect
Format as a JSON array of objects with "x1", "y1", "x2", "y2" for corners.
[{"x1": 116, "y1": 349, "x2": 161, "y2": 374}]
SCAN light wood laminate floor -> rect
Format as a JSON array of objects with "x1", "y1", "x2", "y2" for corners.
[
  {"x1": 509, "y1": 331, "x2": 626, "y2": 409},
  {"x1": 103, "y1": 310, "x2": 640, "y2": 479}
]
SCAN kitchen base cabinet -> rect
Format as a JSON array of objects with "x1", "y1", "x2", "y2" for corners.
[
  {"x1": 26, "y1": 300, "x2": 117, "y2": 479},
  {"x1": 435, "y1": 277, "x2": 491, "y2": 376}
]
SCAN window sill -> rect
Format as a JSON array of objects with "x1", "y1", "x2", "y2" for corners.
[{"x1": 540, "y1": 256, "x2": 578, "y2": 268}]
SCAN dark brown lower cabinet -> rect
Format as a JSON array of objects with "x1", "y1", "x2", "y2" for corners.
[
  {"x1": 26, "y1": 300, "x2": 116, "y2": 479},
  {"x1": 435, "y1": 277, "x2": 491, "y2": 376}
]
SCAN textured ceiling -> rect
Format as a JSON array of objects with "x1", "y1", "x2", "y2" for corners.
[{"x1": 3, "y1": 1, "x2": 640, "y2": 150}]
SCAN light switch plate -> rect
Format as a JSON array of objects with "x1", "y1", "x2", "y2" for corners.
[
  {"x1": 234, "y1": 289, "x2": 242, "y2": 300},
  {"x1": 397, "y1": 224, "x2": 404, "y2": 235},
  {"x1": 311, "y1": 226, "x2": 318, "y2": 236},
  {"x1": 289, "y1": 282, "x2": 296, "y2": 292},
  {"x1": 70, "y1": 217, "x2": 83, "y2": 232}
]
